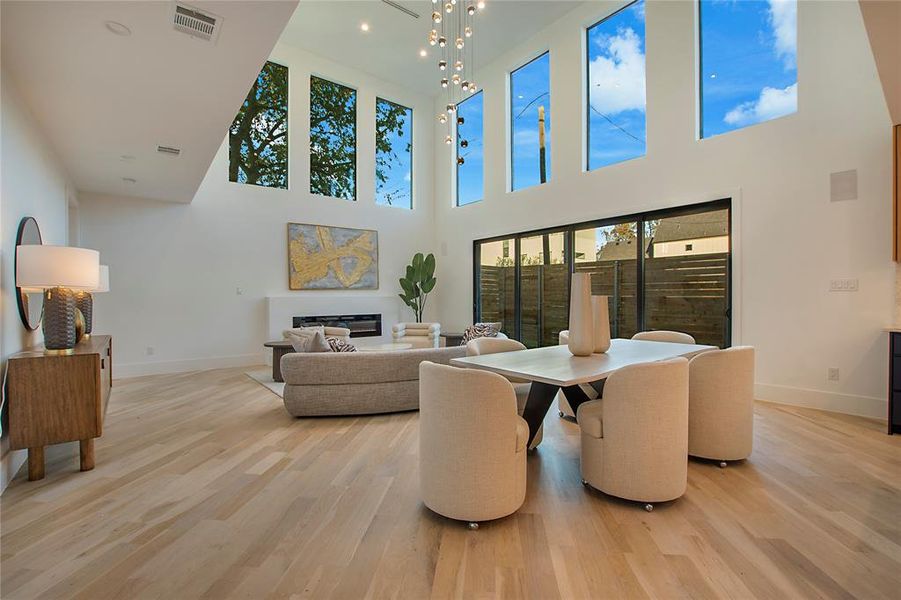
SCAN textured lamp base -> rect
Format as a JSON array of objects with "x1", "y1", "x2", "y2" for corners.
[
  {"x1": 43, "y1": 287, "x2": 77, "y2": 353},
  {"x1": 74, "y1": 291, "x2": 93, "y2": 337}
]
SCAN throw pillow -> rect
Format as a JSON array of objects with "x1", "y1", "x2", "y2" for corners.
[
  {"x1": 461, "y1": 322, "x2": 501, "y2": 345},
  {"x1": 327, "y1": 337, "x2": 357, "y2": 352},
  {"x1": 283, "y1": 326, "x2": 325, "y2": 352},
  {"x1": 306, "y1": 330, "x2": 332, "y2": 353}
]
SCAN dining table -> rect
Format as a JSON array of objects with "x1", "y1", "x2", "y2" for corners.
[{"x1": 450, "y1": 338, "x2": 716, "y2": 447}]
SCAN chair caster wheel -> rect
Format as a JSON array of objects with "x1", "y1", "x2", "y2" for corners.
[
  {"x1": 644, "y1": 504, "x2": 654, "y2": 512},
  {"x1": 581, "y1": 479, "x2": 589, "y2": 486},
  {"x1": 468, "y1": 522, "x2": 479, "y2": 530},
  {"x1": 558, "y1": 411, "x2": 565, "y2": 418},
  {"x1": 719, "y1": 461, "x2": 727, "y2": 469}
]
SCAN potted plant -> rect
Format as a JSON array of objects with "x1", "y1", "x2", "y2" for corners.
[{"x1": 398, "y1": 252, "x2": 436, "y2": 323}]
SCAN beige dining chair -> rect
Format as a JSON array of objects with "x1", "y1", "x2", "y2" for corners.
[
  {"x1": 688, "y1": 346, "x2": 755, "y2": 467},
  {"x1": 632, "y1": 330, "x2": 696, "y2": 344},
  {"x1": 419, "y1": 361, "x2": 528, "y2": 529},
  {"x1": 577, "y1": 357, "x2": 689, "y2": 511},
  {"x1": 466, "y1": 337, "x2": 542, "y2": 447}
]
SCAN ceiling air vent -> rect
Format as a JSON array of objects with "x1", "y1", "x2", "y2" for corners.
[
  {"x1": 157, "y1": 145, "x2": 181, "y2": 156},
  {"x1": 172, "y1": 3, "x2": 221, "y2": 43}
]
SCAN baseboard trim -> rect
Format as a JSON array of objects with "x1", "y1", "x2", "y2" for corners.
[
  {"x1": 115, "y1": 353, "x2": 264, "y2": 379},
  {"x1": 1, "y1": 449, "x2": 27, "y2": 495},
  {"x1": 755, "y1": 382, "x2": 886, "y2": 420}
]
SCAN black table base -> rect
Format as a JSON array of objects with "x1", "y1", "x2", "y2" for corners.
[{"x1": 521, "y1": 381, "x2": 601, "y2": 447}]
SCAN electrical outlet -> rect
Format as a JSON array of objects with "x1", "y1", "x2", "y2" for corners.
[
  {"x1": 829, "y1": 278, "x2": 859, "y2": 292},
  {"x1": 827, "y1": 367, "x2": 839, "y2": 382},
  {"x1": 146, "y1": 346, "x2": 155, "y2": 356}
]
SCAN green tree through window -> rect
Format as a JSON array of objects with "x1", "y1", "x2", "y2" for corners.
[
  {"x1": 310, "y1": 76, "x2": 357, "y2": 200},
  {"x1": 375, "y1": 98, "x2": 413, "y2": 208},
  {"x1": 229, "y1": 61, "x2": 288, "y2": 189}
]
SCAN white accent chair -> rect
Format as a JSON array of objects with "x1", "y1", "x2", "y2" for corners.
[
  {"x1": 632, "y1": 330, "x2": 696, "y2": 344},
  {"x1": 688, "y1": 347, "x2": 755, "y2": 467},
  {"x1": 419, "y1": 361, "x2": 528, "y2": 528},
  {"x1": 466, "y1": 337, "x2": 542, "y2": 447},
  {"x1": 392, "y1": 322, "x2": 440, "y2": 348},
  {"x1": 577, "y1": 358, "x2": 689, "y2": 511}
]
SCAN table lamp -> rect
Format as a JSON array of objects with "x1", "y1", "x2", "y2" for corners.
[
  {"x1": 74, "y1": 264, "x2": 109, "y2": 339},
  {"x1": 16, "y1": 245, "x2": 100, "y2": 354}
]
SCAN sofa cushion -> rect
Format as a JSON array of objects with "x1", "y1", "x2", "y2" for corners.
[{"x1": 327, "y1": 337, "x2": 357, "y2": 352}]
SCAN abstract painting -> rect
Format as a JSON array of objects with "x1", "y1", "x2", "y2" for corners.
[{"x1": 287, "y1": 223, "x2": 379, "y2": 290}]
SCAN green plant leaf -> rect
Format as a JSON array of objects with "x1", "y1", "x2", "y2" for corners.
[
  {"x1": 421, "y1": 277, "x2": 436, "y2": 294},
  {"x1": 423, "y1": 253, "x2": 436, "y2": 279}
]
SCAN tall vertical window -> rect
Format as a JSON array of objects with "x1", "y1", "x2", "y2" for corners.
[
  {"x1": 510, "y1": 52, "x2": 551, "y2": 192},
  {"x1": 229, "y1": 61, "x2": 288, "y2": 189},
  {"x1": 586, "y1": 1, "x2": 646, "y2": 170},
  {"x1": 375, "y1": 98, "x2": 413, "y2": 209},
  {"x1": 477, "y1": 238, "x2": 516, "y2": 337},
  {"x1": 456, "y1": 91, "x2": 484, "y2": 206},
  {"x1": 310, "y1": 75, "x2": 357, "y2": 200},
  {"x1": 699, "y1": 0, "x2": 797, "y2": 138}
]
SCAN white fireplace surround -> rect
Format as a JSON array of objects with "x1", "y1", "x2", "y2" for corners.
[{"x1": 266, "y1": 295, "x2": 407, "y2": 345}]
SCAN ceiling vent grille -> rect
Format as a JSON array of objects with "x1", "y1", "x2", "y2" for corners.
[
  {"x1": 172, "y1": 3, "x2": 221, "y2": 43},
  {"x1": 157, "y1": 145, "x2": 181, "y2": 156}
]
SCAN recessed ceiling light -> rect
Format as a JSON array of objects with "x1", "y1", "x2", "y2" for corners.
[
  {"x1": 122, "y1": 177, "x2": 137, "y2": 184},
  {"x1": 105, "y1": 21, "x2": 132, "y2": 36},
  {"x1": 360, "y1": 22, "x2": 369, "y2": 32},
  {"x1": 419, "y1": 49, "x2": 427, "y2": 57}
]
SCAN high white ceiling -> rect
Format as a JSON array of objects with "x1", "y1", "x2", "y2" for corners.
[
  {"x1": 280, "y1": 0, "x2": 584, "y2": 96},
  {"x1": 1, "y1": 0, "x2": 298, "y2": 203}
]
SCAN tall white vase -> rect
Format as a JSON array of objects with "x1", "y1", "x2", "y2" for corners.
[
  {"x1": 568, "y1": 273, "x2": 594, "y2": 356},
  {"x1": 592, "y1": 295, "x2": 611, "y2": 353}
]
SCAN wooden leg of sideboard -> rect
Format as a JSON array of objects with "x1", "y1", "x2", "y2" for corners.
[
  {"x1": 27, "y1": 447, "x2": 45, "y2": 481},
  {"x1": 79, "y1": 439, "x2": 95, "y2": 471}
]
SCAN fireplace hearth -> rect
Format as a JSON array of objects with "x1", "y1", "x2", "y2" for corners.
[{"x1": 293, "y1": 313, "x2": 382, "y2": 338}]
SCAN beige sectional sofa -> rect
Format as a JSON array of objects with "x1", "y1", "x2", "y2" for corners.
[{"x1": 281, "y1": 345, "x2": 466, "y2": 416}]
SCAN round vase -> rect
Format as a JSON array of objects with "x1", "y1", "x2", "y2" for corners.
[
  {"x1": 592, "y1": 295, "x2": 611, "y2": 353},
  {"x1": 567, "y1": 273, "x2": 594, "y2": 356}
]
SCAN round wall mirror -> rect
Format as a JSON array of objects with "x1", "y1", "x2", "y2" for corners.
[{"x1": 15, "y1": 217, "x2": 44, "y2": 331}]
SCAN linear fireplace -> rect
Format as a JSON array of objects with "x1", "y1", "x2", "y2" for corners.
[{"x1": 293, "y1": 313, "x2": 382, "y2": 338}]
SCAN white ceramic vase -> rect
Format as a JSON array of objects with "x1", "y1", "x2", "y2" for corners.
[
  {"x1": 568, "y1": 273, "x2": 594, "y2": 356},
  {"x1": 592, "y1": 295, "x2": 611, "y2": 353}
]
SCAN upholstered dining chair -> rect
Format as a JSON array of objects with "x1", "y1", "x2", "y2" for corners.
[
  {"x1": 557, "y1": 330, "x2": 575, "y2": 418},
  {"x1": 466, "y1": 337, "x2": 542, "y2": 447},
  {"x1": 419, "y1": 361, "x2": 528, "y2": 529},
  {"x1": 392, "y1": 322, "x2": 440, "y2": 348},
  {"x1": 632, "y1": 330, "x2": 696, "y2": 344},
  {"x1": 577, "y1": 357, "x2": 689, "y2": 511},
  {"x1": 688, "y1": 346, "x2": 755, "y2": 467}
]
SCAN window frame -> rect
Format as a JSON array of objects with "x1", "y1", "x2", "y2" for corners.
[
  {"x1": 374, "y1": 96, "x2": 414, "y2": 210},
  {"x1": 309, "y1": 74, "x2": 358, "y2": 201},
  {"x1": 584, "y1": 0, "x2": 647, "y2": 172},
  {"x1": 456, "y1": 89, "x2": 484, "y2": 207},
  {"x1": 473, "y1": 198, "x2": 733, "y2": 346},
  {"x1": 508, "y1": 50, "x2": 552, "y2": 193}
]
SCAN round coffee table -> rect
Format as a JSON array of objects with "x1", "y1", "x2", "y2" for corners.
[{"x1": 356, "y1": 342, "x2": 414, "y2": 352}]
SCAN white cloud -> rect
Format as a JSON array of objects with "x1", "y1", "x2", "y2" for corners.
[
  {"x1": 724, "y1": 82, "x2": 797, "y2": 126},
  {"x1": 588, "y1": 27, "x2": 646, "y2": 115},
  {"x1": 768, "y1": 0, "x2": 797, "y2": 68}
]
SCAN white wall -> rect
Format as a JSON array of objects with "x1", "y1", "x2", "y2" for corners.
[
  {"x1": 79, "y1": 41, "x2": 436, "y2": 377},
  {"x1": 1, "y1": 67, "x2": 74, "y2": 490},
  {"x1": 432, "y1": 0, "x2": 895, "y2": 419}
]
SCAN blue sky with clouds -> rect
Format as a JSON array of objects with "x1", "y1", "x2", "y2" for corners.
[
  {"x1": 587, "y1": 0, "x2": 646, "y2": 170},
  {"x1": 375, "y1": 99, "x2": 413, "y2": 208},
  {"x1": 457, "y1": 91, "x2": 484, "y2": 206},
  {"x1": 511, "y1": 52, "x2": 551, "y2": 191},
  {"x1": 700, "y1": 0, "x2": 797, "y2": 137}
]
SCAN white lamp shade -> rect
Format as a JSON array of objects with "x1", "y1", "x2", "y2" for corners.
[
  {"x1": 95, "y1": 265, "x2": 110, "y2": 293},
  {"x1": 16, "y1": 245, "x2": 100, "y2": 291}
]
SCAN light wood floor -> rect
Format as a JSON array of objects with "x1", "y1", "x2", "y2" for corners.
[{"x1": 1, "y1": 368, "x2": 900, "y2": 599}]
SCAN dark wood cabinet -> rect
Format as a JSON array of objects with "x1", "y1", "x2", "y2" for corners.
[
  {"x1": 889, "y1": 332, "x2": 901, "y2": 434},
  {"x1": 7, "y1": 335, "x2": 112, "y2": 480}
]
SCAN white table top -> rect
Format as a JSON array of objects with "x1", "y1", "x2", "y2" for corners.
[{"x1": 450, "y1": 338, "x2": 716, "y2": 386}]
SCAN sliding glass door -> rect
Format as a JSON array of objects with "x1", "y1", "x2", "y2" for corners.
[{"x1": 473, "y1": 199, "x2": 732, "y2": 348}]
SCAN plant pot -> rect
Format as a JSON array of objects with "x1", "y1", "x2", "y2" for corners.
[{"x1": 568, "y1": 273, "x2": 594, "y2": 356}]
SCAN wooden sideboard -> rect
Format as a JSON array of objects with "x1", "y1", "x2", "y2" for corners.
[{"x1": 7, "y1": 335, "x2": 112, "y2": 480}]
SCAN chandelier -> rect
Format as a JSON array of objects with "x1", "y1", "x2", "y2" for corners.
[{"x1": 428, "y1": 0, "x2": 484, "y2": 152}]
